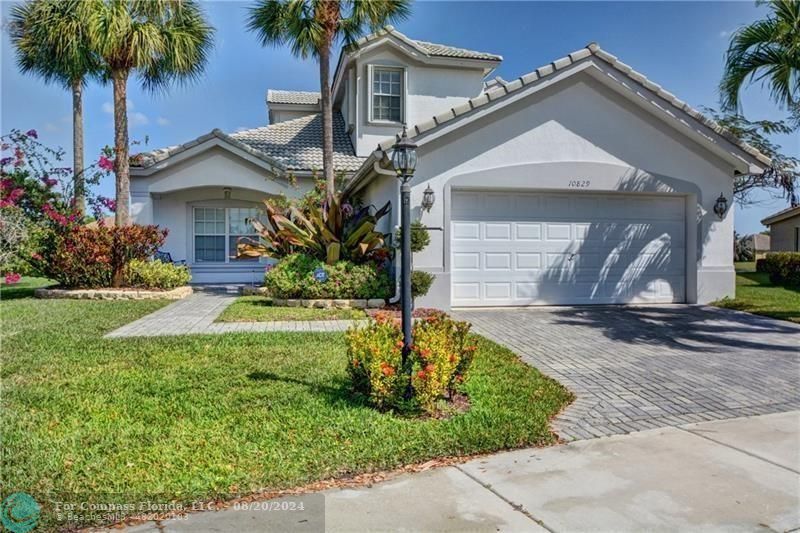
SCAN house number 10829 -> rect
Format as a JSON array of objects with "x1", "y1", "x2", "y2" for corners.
[{"x1": 568, "y1": 180, "x2": 591, "y2": 188}]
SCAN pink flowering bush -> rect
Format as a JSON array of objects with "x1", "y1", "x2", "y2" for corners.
[{"x1": 0, "y1": 129, "x2": 118, "y2": 277}]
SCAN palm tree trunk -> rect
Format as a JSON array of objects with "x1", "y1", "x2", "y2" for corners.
[
  {"x1": 319, "y1": 42, "x2": 335, "y2": 197},
  {"x1": 72, "y1": 78, "x2": 85, "y2": 217},
  {"x1": 112, "y1": 69, "x2": 130, "y2": 228},
  {"x1": 111, "y1": 69, "x2": 130, "y2": 288}
]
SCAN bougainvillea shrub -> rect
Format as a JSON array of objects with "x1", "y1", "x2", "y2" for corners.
[
  {"x1": 345, "y1": 311, "x2": 477, "y2": 414},
  {"x1": 0, "y1": 129, "x2": 117, "y2": 278}
]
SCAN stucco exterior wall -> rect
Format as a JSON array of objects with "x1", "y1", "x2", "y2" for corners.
[
  {"x1": 359, "y1": 73, "x2": 741, "y2": 309},
  {"x1": 269, "y1": 108, "x2": 318, "y2": 124},
  {"x1": 348, "y1": 48, "x2": 486, "y2": 156},
  {"x1": 131, "y1": 146, "x2": 312, "y2": 283},
  {"x1": 769, "y1": 216, "x2": 800, "y2": 252}
]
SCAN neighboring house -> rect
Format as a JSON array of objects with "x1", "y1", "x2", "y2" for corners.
[
  {"x1": 131, "y1": 26, "x2": 769, "y2": 307},
  {"x1": 761, "y1": 206, "x2": 800, "y2": 252},
  {"x1": 750, "y1": 233, "x2": 771, "y2": 259}
]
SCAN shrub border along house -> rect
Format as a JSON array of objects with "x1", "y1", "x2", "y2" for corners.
[
  {"x1": 756, "y1": 252, "x2": 800, "y2": 287},
  {"x1": 239, "y1": 286, "x2": 385, "y2": 309}
]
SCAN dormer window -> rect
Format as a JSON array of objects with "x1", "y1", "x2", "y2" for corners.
[{"x1": 369, "y1": 66, "x2": 404, "y2": 123}]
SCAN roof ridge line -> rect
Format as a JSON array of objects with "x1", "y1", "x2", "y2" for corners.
[{"x1": 374, "y1": 42, "x2": 770, "y2": 167}]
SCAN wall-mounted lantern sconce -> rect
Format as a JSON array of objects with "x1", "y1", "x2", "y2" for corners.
[
  {"x1": 421, "y1": 185, "x2": 435, "y2": 212},
  {"x1": 713, "y1": 193, "x2": 728, "y2": 219},
  {"x1": 223, "y1": 187, "x2": 232, "y2": 200}
]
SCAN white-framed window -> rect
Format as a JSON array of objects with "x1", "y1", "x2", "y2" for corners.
[
  {"x1": 370, "y1": 66, "x2": 403, "y2": 123},
  {"x1": 193, "y1": 207, "x2": 262, "y2": 263}
]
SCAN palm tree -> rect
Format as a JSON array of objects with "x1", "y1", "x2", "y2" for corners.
[
  {"x1": 9, "y1": 0, "x2": 102, "y2": 217},
  {"x1": 82, "y1": 0, "x2": 214, "y2": 226},
  {"x1": 720, "y1": 0, "x2": 800, "y2": 114},
  {"x1": 247, "y1": 0, "x2": 411, "y2": 197}
]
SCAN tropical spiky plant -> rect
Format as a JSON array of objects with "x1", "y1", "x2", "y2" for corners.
[
  {"x1": 246, "y1": 0, "x2": 411, "y2": 197},
  {"x1": 82, "y1": 0, "x2": 214, "y2": 226},
  {"x1": 238, "y1": 194, "x2": 391, "y2": 264},
  {"x1": 9, "y1": 0, "x2": 103, "y2": 216},
  {"x1": 720, "y1": 0, "x2": 800, "y2": 115}
]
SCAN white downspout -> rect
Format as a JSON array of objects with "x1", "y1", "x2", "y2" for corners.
[{"x1": 372, "y1": 160, "x2": 403, "y2": 304}]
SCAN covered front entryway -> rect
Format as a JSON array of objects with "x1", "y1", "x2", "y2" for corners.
[{"x1": 450, "y1": 190, "x2": 686, "y2": 307}]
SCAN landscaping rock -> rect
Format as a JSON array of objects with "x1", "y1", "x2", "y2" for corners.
[
  {"x1": 286, "y1": 299, "x2": 302, "y2": 307},
  {"x1": 352, "y1": 299, "x2": 368, "y2": 309},
  {"x1": 332, "y1": 299, "x2": 351, "y2": 309},
  {"x1": 240, "y1": 286, "x2": 270, "y2": 296},
  {"x1": 34, "y1": 286, "x2": 193, "y2": 300},
  {"x1": 312, "y1": 299, "x2": 331, "y2": 309},
  {"x1": 367, "y1": 299, "x2": 385, "y2": 308}
]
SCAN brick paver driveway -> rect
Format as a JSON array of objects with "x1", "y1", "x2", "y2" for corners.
[{"x1": 455, "y1": 305, "x2": 800, "y2": 441}]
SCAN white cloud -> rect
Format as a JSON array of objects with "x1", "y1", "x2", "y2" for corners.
[
  {"x1": 103, "y1": 101, "x2": 150, "y2": 127},
  {"x1": 156, "y1": 116, "x2": 170, "y2": 126},
  {"x1": 129, "y1": 112, "x2": 149, "y2": 127},
  {"x1": 44, "y1": 122, "x2": 60, "y2": 132}
]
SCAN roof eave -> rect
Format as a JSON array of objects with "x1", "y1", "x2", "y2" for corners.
[
  {"x1": 761, "y1": 206, "x2": 800, "y2": 226},
  {"x1": 371, "y1": 46, "x2": 770, "y2": 175},
  {"x1": 130, "y1": 129, "x2": 287, "y2": 177}
]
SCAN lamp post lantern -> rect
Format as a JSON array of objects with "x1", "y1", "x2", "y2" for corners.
[{"x1": 391, "y1": 125, "x2": 418, "y2": 372}]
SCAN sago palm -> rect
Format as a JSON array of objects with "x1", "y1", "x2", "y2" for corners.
[
  {"x1": 720, "y1": 0, "x2": 800, "y2": 114},
  {"x1": 82, "y1": 0, "x2": 214, "y2": 226},
  {"x1": 9, "y1": 0, "x2": 102, "y2": 216},
  {"x1": 247, "y1": 0, "x2": 411, "y2": 197}
]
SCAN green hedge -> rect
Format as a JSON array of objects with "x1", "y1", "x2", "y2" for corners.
[
  {"x1": 125, "y1": 259, "x2": 191, "y2": 290},
  {"x1": 757, "y1": 252, "x2": 800, "y2": 287},
  {"x1": 265, "y1": 253, "x2": 392, "y2": 299}
]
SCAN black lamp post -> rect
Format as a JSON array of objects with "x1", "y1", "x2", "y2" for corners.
[{"x1": 391, "y1": 125, "x2": 418, "y2": 370}]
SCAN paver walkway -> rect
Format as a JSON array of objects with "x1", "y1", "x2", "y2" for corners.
[
  {"x1": 105, "y1": 288, "x2": 365, "y2": 338},
  {"x1": 115, "y1": 411, "x2": 800, "y2": 532},
  {"x1": 455, "y1": 305, "x2": 800, "y2": 441}
]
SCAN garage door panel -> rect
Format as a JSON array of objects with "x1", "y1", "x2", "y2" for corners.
[
  {"x1": 485, "y1": 223, "x2": 512, "y2": 240},
  {"x1": 451, "y1": 191, "x2": 686, "y2": 307}
]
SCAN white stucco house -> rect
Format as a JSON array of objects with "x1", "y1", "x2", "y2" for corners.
[{"x1": 130, "y1": 27, "x2": 770, "y2": 309}]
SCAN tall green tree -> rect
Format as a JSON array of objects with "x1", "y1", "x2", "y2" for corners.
[
  {"x1": 720, "y1": 0, "x2": 800, "y2": 116},
  {"x1": 82, "y1": 0, "x2": 214, "y2": 226},
  {"x1": 247, "y1": 0, "x2": 411, "y2": 197},
  {"x1": 9, "y1": 0, "x2": 102, "y2": 216}
]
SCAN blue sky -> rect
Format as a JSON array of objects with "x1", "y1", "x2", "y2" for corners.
[{"x1": 1, "y1": 0, "x2": 797, "y2": 234}]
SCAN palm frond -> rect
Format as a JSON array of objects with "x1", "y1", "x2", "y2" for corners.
[{"x1": 720, "y1": 0, "x2": 800, "y2": 111}]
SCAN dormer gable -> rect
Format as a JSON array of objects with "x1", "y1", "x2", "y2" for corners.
[{"x1": 332, "y1": 26, "x2": 503, "y2": 156}]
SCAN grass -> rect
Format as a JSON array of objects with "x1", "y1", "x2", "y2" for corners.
[
  {"x1": 1, "y1": 282, "x2": 572, "y2": 529},
  {"x1": 714, "y1": 262, "x2": 800, "y2": 323},
  {"x1": 217, "y1": 296, "x2": 366, "y2": 322},
  {"x1": 0, "y1": 276, "x2": 55, "y2": 299}
]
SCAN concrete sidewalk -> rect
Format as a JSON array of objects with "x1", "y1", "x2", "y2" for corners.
[
  {"x1": 105, "y1": 289, "x2": 365, "y2": 337},
  {"x1": 119, "y1": 410, "x2": 799, "y2": 532}
]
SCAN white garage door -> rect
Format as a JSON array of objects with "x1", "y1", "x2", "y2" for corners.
[{"x1": 451, "y1": 190, "x2": 686, "y2": 306}]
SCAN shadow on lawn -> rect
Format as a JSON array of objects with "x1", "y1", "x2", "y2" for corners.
[
  {"x1": 0, "y1": 280, "x2": 56, "y2": 300},
  {"x1": 247, "y1": 371, "x2": 368, "y2": 408}
]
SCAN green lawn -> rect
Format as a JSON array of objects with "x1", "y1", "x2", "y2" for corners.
[
  {"x1": 0, "y1": 276, "x2": 55, "y2": 299},
  {"x1": 715, "y1": 263, "x2": 800, "y2": 323},
  {"x1": 1, "y1": 281, "x2": 572, "y2": 529},
  {"x1": 217, "y1": 296, "x2": 366, "y2": 322}
]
